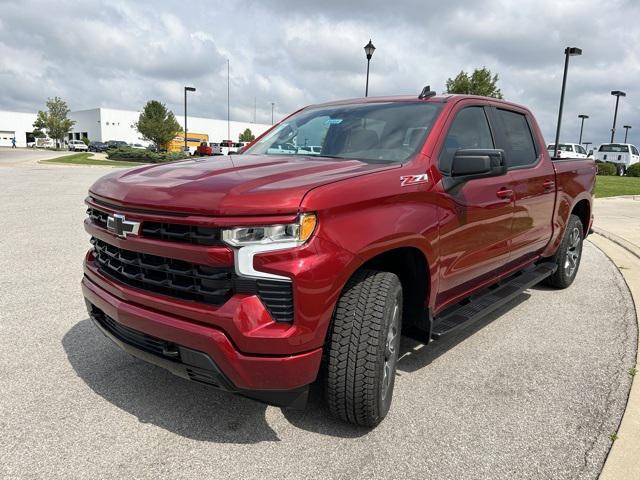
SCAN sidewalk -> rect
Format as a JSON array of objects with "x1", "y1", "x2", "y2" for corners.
[
  {"x1": 591, "y1": 196, "x2": 640, "y2": 480},
  {"x1": 593, "y1": 196, "x2": 640, "y2": 252}
]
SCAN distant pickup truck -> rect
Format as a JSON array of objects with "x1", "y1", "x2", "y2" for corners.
[
  {"x1": 593, "y1": 143, "x2": 640, "y2": 175},
  {"x1": 546, "y1": 142, "x2": 589, "y2": 159},
  {"x1": 82, "y1": 92, "x2": 596, "y2": 427},
  {"x1": 195, "y1": 142, "x2": 223, "y2": 156}
]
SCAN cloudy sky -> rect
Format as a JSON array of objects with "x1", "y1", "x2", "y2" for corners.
[{"x1": 1, "y1": 0, "x2": 639, "y2": 145}]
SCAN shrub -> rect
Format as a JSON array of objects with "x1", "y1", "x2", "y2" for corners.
[
  {"x1": 626, "y1": 163, "x2": 640, "y2": 177},
  {"x1": 107, "y1": 147, "x2": 188, "y2": 163},
  {"x1": 596, "y1": 161, "x2": 616, "y2": 176}
]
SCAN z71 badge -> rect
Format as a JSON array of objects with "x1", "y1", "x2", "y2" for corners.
[{"x1": 400, "y1": 174, "x2": 429, "y2": 187}]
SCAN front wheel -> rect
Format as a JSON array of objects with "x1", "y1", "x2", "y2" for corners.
[
  {"x1": 325, "y1": 270, "x2": 403, "y2": 427},
  {"x1": 544, "y1": 214, "x2": 583, "y2": 289}
]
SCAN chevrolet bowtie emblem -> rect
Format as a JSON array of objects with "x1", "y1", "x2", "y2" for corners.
[{"x1": 106, "y1": 214, "x2": 140, "y2": 238}]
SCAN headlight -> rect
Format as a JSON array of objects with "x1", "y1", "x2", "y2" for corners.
[{"x1": 222, "y1": 213, "x2": 317, "y2": 247}]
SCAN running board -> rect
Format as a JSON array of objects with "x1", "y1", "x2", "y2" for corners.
[{"x1": 431, "y1": 262, "x2": 557, "y2": 339}]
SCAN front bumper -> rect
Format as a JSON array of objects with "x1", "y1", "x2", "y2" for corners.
[{"x1": 82, "y1": 273, "x2": 322, "y2": 405}]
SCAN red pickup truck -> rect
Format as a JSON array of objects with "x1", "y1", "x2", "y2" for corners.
[{"x1": 83, "y1": 92, "x2": 596, "y2": 427}]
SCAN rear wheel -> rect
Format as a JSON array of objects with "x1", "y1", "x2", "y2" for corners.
[
  {"x1": 325, "y1": 270, "x2": 402, "y2": 427},
  {"x1": 544, "y1": 214, "x2": 583, "y2": 289}
]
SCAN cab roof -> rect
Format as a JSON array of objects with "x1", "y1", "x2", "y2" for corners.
[{"x1": 309, "y1": 94, "x2": 530, "y2": 112}]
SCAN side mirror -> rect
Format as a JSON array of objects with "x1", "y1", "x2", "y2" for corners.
[{"x1": 443, "y1": 149, "x2": 507, "y2": 191}]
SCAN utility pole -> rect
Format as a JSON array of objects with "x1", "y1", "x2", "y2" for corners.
[{"x1": 271, "y1": 102, "x2": 275, "y2": 125}]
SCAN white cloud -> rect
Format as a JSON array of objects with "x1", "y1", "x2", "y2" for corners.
[{"x1": 0, "y1": 0, "x2": 638, "y2": 145}]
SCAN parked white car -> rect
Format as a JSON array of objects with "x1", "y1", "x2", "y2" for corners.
[
  {"x1": 546, "y1": 143, "x2": 588, "y2": 159},
  {"x1": 593, "y1": 143, "x2": 640, "y2": 175},
  {"x1": 68, "y1": 140, "x2": 88, "y2": 151}
]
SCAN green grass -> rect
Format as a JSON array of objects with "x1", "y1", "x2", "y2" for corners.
[
  {"x1": 40, "y1": 152, "x2": 146, "y2": 167},
  {"x1": 595, "y1": 176, "x2": 640, "y2": 198}
]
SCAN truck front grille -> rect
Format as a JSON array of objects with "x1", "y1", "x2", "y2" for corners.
[
  {"x1": 90, "y1": 237, "x2": 294, "y2": 321},
  {"x1": 87, "y1": 208, "x2": 108, "y2": 229},
  {"x1": 87, "y1": 206, "x2": 222, "y2": 246},
  {"x1": 92, "y1": 237, "x2": 234, "y2": 305},
  {"x1": 141, "y1": 221, "x2": 222, "y2": 246}
]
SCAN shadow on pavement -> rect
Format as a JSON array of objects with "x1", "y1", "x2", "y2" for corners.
[
  {"x1": 63, "y1": 318, "x2": 369, "y2": 442},
  {"x1": 398, "y1": 292, "x2": 530, "y2": 373},
  {"x1": 64, "y1": 294, "x2": 529, "y2": 442}
]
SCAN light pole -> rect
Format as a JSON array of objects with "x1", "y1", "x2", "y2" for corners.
[
  {"x1": 271, "y1": 102, "x2": 275, "y2": 125},
  {"x1": 610, "y1": 90, "x2": 626, "y2": 142},
  {"x1": 623, "y1": 125, "x2": 632, "y2": 143},
  {"x1": 578, "y1": 114, "x2": 589, "y2": 144},
  {"x1": 553, "y1": 47, "x2": 582, "y2": 158},
  {"x1": 583, "y1": 141, "x2": 592, "y2": 152},
  {"x1": 364, "y1": 39, "x2": 376, "y2": 97},
  {"x1": 184, "y1": 86, "x2": 196, "y2": 152},
  {"x1": 227, "y1": 59, "x2": 230, "y2": 141}
]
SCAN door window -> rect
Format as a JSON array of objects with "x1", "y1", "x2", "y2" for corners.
[
  {"x1": 632, "y1": 146, "x2": 639, "y2": 156},
  {"x1": 496, "y1": 109, "x2": 537, "y2": 167},
  {"x1": 439, "y1": 107, "x2": 494, "y2": 174},
  {"x1": 576, "y1": 145, "x2": 587, "y2": 155}
]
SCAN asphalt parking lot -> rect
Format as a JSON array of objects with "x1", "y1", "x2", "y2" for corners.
[{"x1": 0, "y1": 149, "x2": 637, "y2": 480}]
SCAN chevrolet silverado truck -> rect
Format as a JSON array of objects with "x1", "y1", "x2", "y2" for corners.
[{"x1": 82, "y1": 91, "x2": 596, "y2": 427}]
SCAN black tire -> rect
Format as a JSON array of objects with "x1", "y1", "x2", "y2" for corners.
[
  {"x1": 325, "y1": 270, "x2": 403, "y2": 427},
  {"x1": 544, "y1": 214, "x2": 584, "y2": 289}
]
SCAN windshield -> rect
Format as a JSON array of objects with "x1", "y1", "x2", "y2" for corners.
[
  {"x1": 599, "y1": 144, "x2": 629, "y2": 153},
  {"x1": 244, "y1": 102, "x2": 442, "y2": 163}
]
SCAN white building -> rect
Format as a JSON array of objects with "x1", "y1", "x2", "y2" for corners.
[
  {"x1": 0, "y1": 111, "x2": 38, "y2": 147},
  {"x1": 0, "y1": 108, "x2": 271, "y2": 148}
]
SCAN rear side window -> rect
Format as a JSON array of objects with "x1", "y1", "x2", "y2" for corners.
[
  {"x1": 632, "y1": 146, "x2": 639, "y2": 156},
  {"x1": 576, "y1": 145, "x2": 587, "y2": 155},
  {"x1": 439, "y1": 107, "x2": 494, "y2": 174},
  {"x1": 496, "y1": 109, "x2": 537, "y2": 167}
]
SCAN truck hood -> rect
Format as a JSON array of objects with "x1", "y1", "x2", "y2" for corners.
[{"x1": 89, "y1": 154, "x2": 397, "y2": 216}]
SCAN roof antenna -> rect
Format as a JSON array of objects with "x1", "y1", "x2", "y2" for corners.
[{"x1": 418, "y1": 85, "x2": 436, "y2": 99}]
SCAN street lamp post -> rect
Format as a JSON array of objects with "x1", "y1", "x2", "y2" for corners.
[
  {"x1": 583, "y1": 141, "x2": 592, "y2": 151},
  {"x1": 578, "y1": 114, "x2": 589, "y2": 144},
  {"x1": 553, "y1": 47, "x2": 582, "y2": 158},
  {"x1": 184, "y1": 86, "x2": 196, "y2": 152},
  {"x1": 364, "y1": 39, "x2": 376, "y2": 97},
  {"x1": 610, "y1": 90, "x2": 626, "y2": 142},
  {"x1": 271, "y1": 102, "x2": 275, "y2": 125},
  {"x1": 623, "y1": 125, "x2": 632, "y2": 143}
]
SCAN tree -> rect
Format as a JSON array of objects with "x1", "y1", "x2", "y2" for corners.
[
  {"x1": 446, "y1": 67, "x2": 503, "y2": 99},
  {"x1": 33, "y1": 97, "x2": 76, "y2": 147},
  {"x1": 134, "y1": 100, "x2": 181, "y2": 151},
  {"x1": 239, "y1": 128, "x2": 255, "y2": 142}
]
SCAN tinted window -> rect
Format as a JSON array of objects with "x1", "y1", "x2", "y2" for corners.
[
  {"x1": 496, "y1": 109, "x2": 537, "y2": 167},
  {"x1": 576, "y1": 145, "x2": 587, "y2": 155},
  {"x1": 439, "y1": 107, "x2": 494, "y2": 174},
  {"x1": 632, "y1": 146, "x2": 639, "y2": 156}
]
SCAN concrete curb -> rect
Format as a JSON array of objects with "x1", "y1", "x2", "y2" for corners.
[
  {"x1": 589, "y1": 233, "x2": 640, "y2": 480},
  {"x1": 592, "y1": 227, "x2": 640, "y2": 261}
]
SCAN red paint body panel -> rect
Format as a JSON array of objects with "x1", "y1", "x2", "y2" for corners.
[{"x1": 82, "y1": 94, "x2": 595, "y2": 393}]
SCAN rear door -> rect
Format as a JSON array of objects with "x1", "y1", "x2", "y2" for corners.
[
  {"x1": 435, "y1": 103, "x2": 515, "y2": 309},
  {"x1": 490, "y1": 107, "x2": 555, "y2": 266}
]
